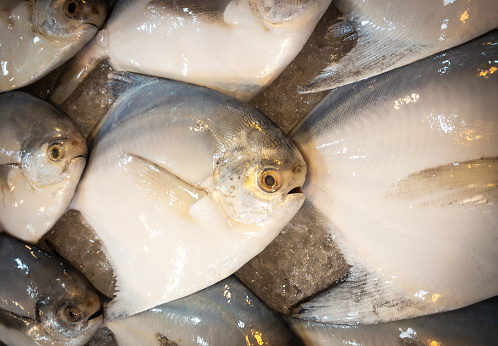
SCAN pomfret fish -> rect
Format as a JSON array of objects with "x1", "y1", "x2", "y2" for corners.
[
  {"x1": 0, "y1": 232, "x2": 104, "y2": 346},
  {"x1": 106, "y1": 276, "x2": 303, "y2": 346},
  {"x1": 288, "y1": 297, "x2": 498, "y2": 346},
  {"x1": 50, "y1": 0, "x2": 331, "y2": 104},
  {"x1": 298, "y1": 0, "x2": 498, "y2": 93},
  {"x1": 72, "y1": 72, "x2": 306, "y2": 320},
  {"x1": 0, "y1": 0, "x2": 107, "y2": 92},
  {"x1": 0, "y1": 91, "x2": 87, "y2": 243},
  {"x1": 290, "y1": 32, "x2": 498, "y2": 324}
]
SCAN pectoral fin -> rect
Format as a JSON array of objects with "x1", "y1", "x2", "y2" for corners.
[{"x1": 121, "y1": 154, "x2": 208, "y2": 219}]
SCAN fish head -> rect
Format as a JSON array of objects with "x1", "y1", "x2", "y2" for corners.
[
  {"x1": 214, "y1": 122, "x2": 306, "y2": 225},
  {"x1": 249, "y1": 0, "x2": 328, "y2": 26},
  {"x1": 32, "y1": 263, "x2": 104, "y2": 344},
  {"x1": 21, "y1": 114, "x2": 87, "y2": 188},
  {"x1": 33, "y1": 0, "x2": 107, "y2": 41}
]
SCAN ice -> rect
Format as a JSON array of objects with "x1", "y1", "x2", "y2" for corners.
[
  {"x1": 38, "y1": 210, "x2": 116, "y2": 299},
  {"x1": 236, "y1": 201, "x2": 350, "y2": 314}
]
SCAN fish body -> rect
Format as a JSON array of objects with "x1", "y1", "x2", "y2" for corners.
[
  {"x1": 0, "y1": 232, "x2": 104, "y2": 346},
  {"x1": 72, "y1": 72, "x2": 306, "y2": 320},
  {"x1": 299, "y1": 0, "x2": 498, "y2": 93},
  {"x1": 50, "y1": 0, "x2": 331, "y2": 103},
  {"x1": 106, "y1": 276, "x2": 303, "y2": 346},
  {"x1": 288, "y1": 297, "x2": 498, "y2": 346},
  {"x1": 0, "y1": 0, "x2": 107, "y2": 92},
  {"x1": 291, "y1": 32, "x2": 498, "y2": 324},
  {"x1": 0, "y1": 91, "x2": 87, "y2": 243}
]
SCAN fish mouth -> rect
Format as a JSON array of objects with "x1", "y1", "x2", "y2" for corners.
[{"x1": 288, "y1": 186, "x2": 303, "y2": 194}]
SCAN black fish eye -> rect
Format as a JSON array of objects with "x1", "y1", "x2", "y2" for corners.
[
  {"x1": 63, "y1": 0, "x2": 81, "y2": 19},
  {"x1": 258, "y1": 169, "x2": 281, "y2": 193},
  {"x1": 64, "y1": 306, "x2": 83, "y2": 322},
  {"x1": 48, "y1": 143, "x2": 64, "y2": 162}
]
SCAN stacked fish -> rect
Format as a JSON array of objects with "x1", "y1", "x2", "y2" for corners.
[{"x1": 0, "y1": 0, "x2": 497, "y2": 345}]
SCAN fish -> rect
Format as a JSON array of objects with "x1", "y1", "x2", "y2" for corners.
[
  {"x1": 288, "y1": 296, "x2": 498, "y2": 346},
  {"x1": 298, "y1": 0, "x2": 498, "y2": 93},
  {"x1": 289, "y1": 31, "x2": 498, "y2": 324},
  {"x1": 0, "y1": 91, "x2": 87, "y2": 244},
  {"x1": 50, "y1": 0, "x2": 331, "y2": 104},
  {"x1": 0, "y1": 0, "x2": 107, "y2": 92},
  {"x1": 106, "y1": 276, "x2": 303, "y2": 346},
  {"x1": 71, "y1": 72, "x2": 306, "y2": 320},
  {"x1": 0, "y1": 232, "x2": 104, "y2": 346}
]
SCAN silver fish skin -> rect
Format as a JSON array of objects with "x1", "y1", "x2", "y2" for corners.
[
  {"x1": 0, "y1": 91, "x2": 87, "y2": 243},
  {"x1": 0, "y1": 232, "x2": 104, "y2": 346},
  {"x1": 298, "y1": 0, "x2": 498, "y2": 93},
  {"x1": 291, "y1": 32, "x2": 498, "y2": 324},
  {"x1": 0, "y1": 0, "x2": 107, "y2": 92},
  {"x1": 50, "y1": 0, "x2": 331, "y2": 104},
  {"x1": 71, "y1": 72, "x2": 306, "y2": 320},
  {"x1": 288, "y1": 297, "x2": 498, "y2": 346},
  {"x1": 106, "y1": 276, "x2": 303, "y2": 346}
]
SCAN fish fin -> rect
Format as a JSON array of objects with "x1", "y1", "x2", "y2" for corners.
[
  {"x1": 120, "y1": 154, "x2": 208, "y2": 220},
  {"x1": 293, "y1": 265, "x2": 430, "y2": 325},
  {"x1": 386, "y1": 158, "x2": 498, "y2": 208},
  {"x1": 289, "y1": 81, "x2": 361, "y2": 139},
  {"x1": 297, "y1": 18, "x2": 425, "y2": 93},
  {"x1": 0, "y1": 309, "x2": 30, "y2": 333},
  {"x1": 50, "y1": 33, "x2": 107, "y2": 106},
  {"x1": 148, "y1": 0, "x2": 231, "y2": 13},
  {"x1": 106, "y1": 71, "x2": 161, "y2": 100},
  {"x1": 86, "y1": 72, "x2": 162, "y2": 143}
]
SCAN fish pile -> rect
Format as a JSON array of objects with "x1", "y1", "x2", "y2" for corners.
[{"x1": 0, "y1": 0, "x2": 497, "y2": 345}]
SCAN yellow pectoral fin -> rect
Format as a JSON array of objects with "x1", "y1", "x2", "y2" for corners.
[{"x1": 121, "y1": 154, "x2": 208, "y2": 219}]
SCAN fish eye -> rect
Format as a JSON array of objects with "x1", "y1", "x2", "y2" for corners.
[
  {"x1": 64, "y1": 306, "x2": 83, "y2": 322},
  {"x1": 48, "y1": 143, "x2": 65, "y2": 162},
  {"x1": 63, "y1": 0, "x2": 81, "y2": 19},
  {"x1": 258, "y1": 169, "x2": 282, "y2": 193}
]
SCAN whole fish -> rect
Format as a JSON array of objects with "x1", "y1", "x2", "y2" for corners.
[
  {"x1": 298, "y1": 0, "x2": 498, "y2": 93},
  {"x1": 0, "y1": 232, "x2": 104, "y2": 346},
  {"x1": 106, "y1": 276, "x2": 303, "y2": 346},
  {"x1": 0, "y1": 91, "x2": 87, "y2": 243},
  {"x1": 50, "y1": 0, "x2": 331, "y2": 104},
  {"x1": 72, "y1": 72, "x2": 306, "y2": 320},
  {"x1": 0, "y1": 0, "x2": 107, "y2": 92},
  {"x1": 288, "y1": 297, "x2": 498, "y2": 346},
  {"x1": 290, "y1": 32, "x2": 498, "y2": 324}
]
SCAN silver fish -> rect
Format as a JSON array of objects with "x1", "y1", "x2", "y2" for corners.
[
  {"x1": 106, "y1": 276, "x2": 303, "y2": 346},
  {"x1": 290, "y1": 32, "x2": 498, "y2": 324},
  {"x1": 71, "y1": 72, "x2": 306, "y2": 320},
  {"x1": 0, "y1": 0, "x2": 107, "y2": 92},
  {"x1": 50, "y1": 0, "x2": 331, "y2": 104},
  {"x1": 298, "y1": 0, "x2": 498, "y2": 93},
  {"x1": 0, "y1": 232, "x2": 104, "y2": 346},
  {"x1": 0, "y1": 91, "x2": 87, "y2": 243},
  {"x1": 288, "y1": 297, "x2": 498, "y2": 346}
]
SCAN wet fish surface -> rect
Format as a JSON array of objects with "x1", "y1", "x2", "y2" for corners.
[
  {"x1": 288, "y1": 296, "x2": 498, "y2": 346},
  {"x1": 0, "y1": 0, "x2": 107, "y2": 92},
  {"x1": 0, "y1": 232, "x2": 104, "y2": 346},
  {"x1": 50, "y1": 0, "x2": 331, "y2": 103},
  {"x1": 299, "y1": 0, "x2": 498, "y2": 93},
  {"x1": 106, "y1": 276, "x2": 303, "y2": 346},
  {"x1": 71, "y1": 72, "x2": 306, "y2": 320},
  {"x1": 0, "y1": 91, "x2": 87, "y2": 243},
  {"x1": 291, "y1": 31, "x2": 498, "y2": 324}
]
